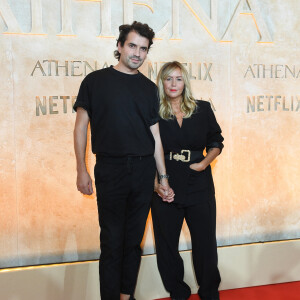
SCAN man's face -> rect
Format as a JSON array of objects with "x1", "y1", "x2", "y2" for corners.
[{"x1": 118, "y1": 31, "x2": 149, "y2": 71}]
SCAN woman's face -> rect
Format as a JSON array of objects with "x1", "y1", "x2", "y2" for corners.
[{"x1": 163, "y1": 68, "x2": 185, "y2": 101}]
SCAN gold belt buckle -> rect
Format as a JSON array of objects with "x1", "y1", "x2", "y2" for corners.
[
  {"x1": 169, "y1": 150, "x2": 191, "y2": 162},
  {"x1": 181, "y1": 149, "x2": 190, "y2": 162},
  {"x1": 173, "y1": 153, "x2": 185, "y2": 161},
  {"x1": 169, "y1": 152, "x2": 181, "y2": 161}
]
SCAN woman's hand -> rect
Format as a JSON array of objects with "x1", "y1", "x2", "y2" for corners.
[
  {"x1": 190, "y1": 148, "x2": 221, "y2": 172},
  {"x1": 155, "y1": 183, "x2": 175, "y2": 203},
  {"x1": 189, "y1": 161, "x2": 207, "y2": 172}
]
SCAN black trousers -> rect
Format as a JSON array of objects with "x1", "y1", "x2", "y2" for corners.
[
  {"x1": 151, "y1": 194, "x2": 221, "y2": 300},
  {"x1": 95, "y1": 155, "x2": 156, "y2": 300}
]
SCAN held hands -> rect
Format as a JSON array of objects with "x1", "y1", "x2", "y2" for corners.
[
  {"x1": 77, "y1": 170, "x2": 93, "y2": 195},
  {"x1": 155, "y1": 179, "x2": 175, "y2": 203}
]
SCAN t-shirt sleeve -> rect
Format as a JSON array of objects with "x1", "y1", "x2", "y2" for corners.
[
  {"x1": 206, "y1": 103, "x2": 224, "y2": 152},
  {"x1": 73, "y1": 78, "x2": 91, "y2": 118},
  {"x1": 149, "y1": 88, "x2": 160, "y2": 126}
]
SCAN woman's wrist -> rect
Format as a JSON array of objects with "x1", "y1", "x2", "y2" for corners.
[{"x1": 198, "y1": 161, "x2": 208, "y2": 171}]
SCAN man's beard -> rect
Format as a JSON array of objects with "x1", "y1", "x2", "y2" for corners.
[{"x1": 127, "y1": 55, "x2": 143, "y2": 69}]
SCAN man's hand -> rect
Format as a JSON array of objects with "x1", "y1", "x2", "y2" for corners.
[{"x1": 77, "y1": 170, "x2": 93, "y2": 195}]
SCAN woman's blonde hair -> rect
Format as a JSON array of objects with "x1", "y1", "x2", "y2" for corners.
[{"x1": 157, "y1": 61, "x2": 197, "y2": 120}]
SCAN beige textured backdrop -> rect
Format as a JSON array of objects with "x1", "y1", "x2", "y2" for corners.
[{"x1": 0, "y1": 0, "x2": 299, "y2": 268}]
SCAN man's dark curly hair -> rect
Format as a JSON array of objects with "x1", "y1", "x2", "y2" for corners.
[{"x1": 114, "y1": 21, "x2": 155, "y2": 61}]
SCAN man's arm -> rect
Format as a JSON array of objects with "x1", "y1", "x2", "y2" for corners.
[
  {"x1": 150, "y1": 123, "x2": 171, "y2": 192},
  {"x1": 74, "y1": 107, "x2": 93, "y2": 195}
]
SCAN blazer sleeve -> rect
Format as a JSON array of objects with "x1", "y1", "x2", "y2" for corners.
[{"x1": 206, "y1": 103, "x2": 224, "y2": 153}]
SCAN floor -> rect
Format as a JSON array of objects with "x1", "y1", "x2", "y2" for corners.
[{"x1": 155, "y1": 281, "x2": 300, "y2": 300}]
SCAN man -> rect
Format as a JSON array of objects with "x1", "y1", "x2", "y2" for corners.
[{"x1": 73, "y1": 21, "x2": 172, "y2": 300}]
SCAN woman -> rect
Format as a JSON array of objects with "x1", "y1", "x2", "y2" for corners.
[{"x1": 152, "y1": 61, "x2": 224, "y2": 300}]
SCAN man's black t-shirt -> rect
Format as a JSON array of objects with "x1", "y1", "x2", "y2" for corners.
[{"x1": 74, "y1": 66, "x2": 159, "y2": 156}]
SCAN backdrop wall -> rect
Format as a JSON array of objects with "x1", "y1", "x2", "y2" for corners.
[{"x1": 0, "y1": 0, "x2": 299, "y2": 268}]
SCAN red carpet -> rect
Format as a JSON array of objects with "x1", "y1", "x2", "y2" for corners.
[{"x1": 155, "y1": 281, "x2": 300, "y2": 300}]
